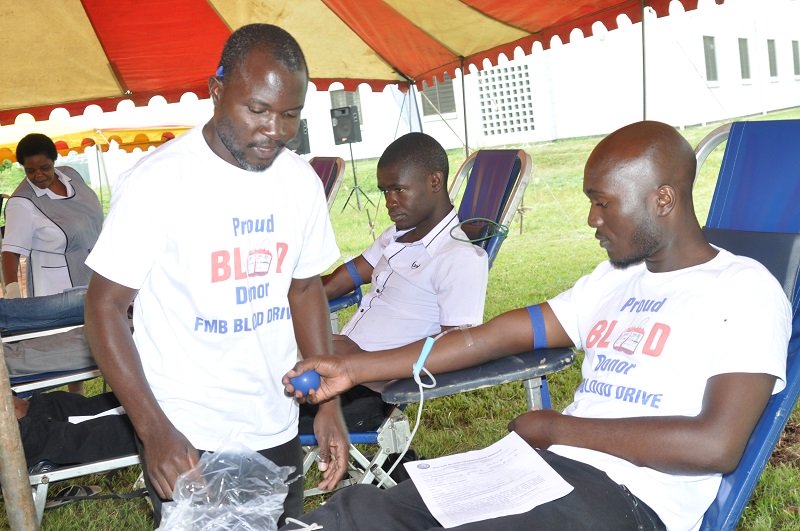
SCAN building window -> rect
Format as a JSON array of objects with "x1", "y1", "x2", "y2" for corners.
[
  {"x1": 738, "y1": 38, "x2": 751, "y2": 80},
  {"x1": 793, "y1": 40, "x2": 800, "y2": 76},
  {"x1": 703, "y1": 36, "x2": 718, "y2": 82},
  {"x1": 478, "y1": 63, "x2": 534, "y2": 137},
  {"x1": 421, "y1": 74, "x2": 456, "y2": 116},
  {"x1": 767, "y1": 39, "x2": 778, "y2": 77},
  {"x1": 330, "y1": 90, "x2": 363, "y2": 122}
]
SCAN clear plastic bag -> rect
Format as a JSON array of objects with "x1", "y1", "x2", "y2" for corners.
[{"x1": 157, "y1": 442, "x2": 295, "y2": 531}]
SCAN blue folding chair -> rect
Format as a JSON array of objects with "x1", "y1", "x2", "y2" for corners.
[
  {"x1": 696, "y1": 119, "x2": 800, "y2": 530},
  {"x1": 450, "y1": 149, "x2": 532, "y2": 268},
  {"x1": 301, "y1": 149, "x2": 535, "y2": 496}
]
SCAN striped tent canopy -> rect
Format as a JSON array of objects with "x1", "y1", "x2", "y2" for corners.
[
  {"x1": 0, "y1": 127, "x2": 191, "y2": 163},
  {"x1": 0, "y1": 0, "x2": 721, "y2": 125}
]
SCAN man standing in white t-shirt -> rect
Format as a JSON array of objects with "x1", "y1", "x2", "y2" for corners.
[
  {"x1": 283, "y1": 121, "x2": 791, "y2": 531},
  {"x1": 84, "y1": 24, "x2": 348, "y2": 527}
]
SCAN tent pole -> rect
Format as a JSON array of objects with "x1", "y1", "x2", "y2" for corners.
[
  {"x1": 393, "y1": 89, "x2": 408, "y2": 139},
  {"x1": 460, "y1": 58, "x2": 470, "y2": 157},
  {"x1": 410, "y1": 82, "x2": 423, "y2": 133},
  {"x1": 0, "y1": 342, "x2": 40, "y2": 530},
  {"x1": 406, "y1": 80, "x2": 413, "y2": 131},
  {"x1": 93, "y1": 146, "x2": 105, "y2": 209},
  {"x1": 641, "y1": 1, "x2": 647, "y2": 120}
]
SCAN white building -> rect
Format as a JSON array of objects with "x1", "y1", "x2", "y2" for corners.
[{"x1": 303, "y1": 0, "x2": 800, "y2": 160}]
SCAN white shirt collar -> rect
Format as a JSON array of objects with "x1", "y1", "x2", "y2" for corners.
[
  {"x1": 26, "y1": 167, "x2": 74, "y2": 198},
  {"x1": 393, "y1": 207, "x2": 459, "y2": 251}
]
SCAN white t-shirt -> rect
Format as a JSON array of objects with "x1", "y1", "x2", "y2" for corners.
[
  {"x1": 342, "y1": 210, "x2": 488, "y2": 351},
  {"x1": 86, "y1": 126, "x2": 339, "y2": 451},
  {"x1": 547, "y1": 249, "x2": 790, "y2": 531}
]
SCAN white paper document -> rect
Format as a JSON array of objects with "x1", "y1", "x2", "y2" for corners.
[
  {"x1": 404, "y1": 431, "x2": 574, "y2": 528},
  {"x1": 68, "y1": 406, "x2": 126, "y2": 424}
]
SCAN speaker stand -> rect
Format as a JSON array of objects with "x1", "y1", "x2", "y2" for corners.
[{"x1": 342, "y1": 142, "x2": 375, "y2": 212}]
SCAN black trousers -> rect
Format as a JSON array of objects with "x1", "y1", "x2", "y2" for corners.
[
  {"x1": 19, "y1": 391, "x2": 136, "y2": 470},
  {"x1": 282, "y1": 448, "x2": 666, "y2": 531},
  {"x1": 299, "y1": 384, "x2": 391, "y2": 433}
]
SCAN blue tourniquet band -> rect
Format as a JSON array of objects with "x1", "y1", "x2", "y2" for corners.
[
  {"x1": 344, "y1": 260, "x2": 363, "y2": 289},
  {"x1": 526, "y1": 304, "x2": 547, "y2": 350},
  {"x1": 413, "y1": 337, "x2": 437, "y2": 377}
]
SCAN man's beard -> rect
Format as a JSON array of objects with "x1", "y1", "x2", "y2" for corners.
[
  {"x1": 216, "y1": 118, "x2": 284, "y2": 172},
  {"x1": 609, "y1": 222, "x2": 659, "y2": 270}
]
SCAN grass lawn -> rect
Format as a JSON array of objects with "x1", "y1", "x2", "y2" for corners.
[{"x1": 2, "y1": 108, "x2": 800, "y2": 530}]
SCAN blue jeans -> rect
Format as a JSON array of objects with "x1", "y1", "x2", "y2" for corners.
[{"x1": 0, "y1": 287, "x2": 86, "y2": 336}]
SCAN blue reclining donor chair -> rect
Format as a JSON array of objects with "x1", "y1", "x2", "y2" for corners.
[
  {"x1": 696, "y1": 119, "x2": 800, "y2": 530},
  {"x1": 449, "y1": 149, "x2": 532, "y2": 268},
  {"x1": 300, "y1": 148, "x2": 536, "y2": 496}
]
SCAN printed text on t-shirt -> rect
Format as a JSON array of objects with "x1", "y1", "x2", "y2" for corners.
[{"x1": 586, "y1": 320, "x2": 671, "y2": 357}]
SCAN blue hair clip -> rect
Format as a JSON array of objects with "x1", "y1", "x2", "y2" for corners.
[{"x1": 216, "y1": 65, "x2": 224, "y2": 77}]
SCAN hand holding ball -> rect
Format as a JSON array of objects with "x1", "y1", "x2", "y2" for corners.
[{"x1": 290, "y1": 370, "x2": 321, "y2": 396}]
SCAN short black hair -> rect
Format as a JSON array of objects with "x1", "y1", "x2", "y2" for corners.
[
  {"x1": 378, "y1": 133, "x2": 449, "y2": 186},
  {"x1": 16, "y1": 133, "x2": 57, "y2": 165},
  {"x1": 218, "y1": 24, "x2": 308, "y2": 81}
]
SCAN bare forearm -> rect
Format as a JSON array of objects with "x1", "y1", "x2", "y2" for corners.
[
  {"x1": 290, "y1": 276, "x2": 333, "y2": 358},
  {"x1": 285, "y1": 303, "x2": 573, "y2": 403},
  {"x1": 322, "y1": 266, "x2": 353, "y2": 299},
  {"x1": 517, "y1": 413, "x2": 728, "y2": 474},
  {"x1": 84, "y1": 279, "x2": 172, "y2": 441},
  {"x1": 2, "y1": 252, "x2": 20, "y2": 284},
  {"x1": 346, "y1": 308, "x2": 539, "y2": 384},
  {"x1": 511, "y1": 372, "x2": 776, "y2": 475},
  {"x1": 323, "y1": 256, "x2": 371, "y2": 300}
]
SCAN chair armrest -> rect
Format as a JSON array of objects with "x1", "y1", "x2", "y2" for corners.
[
  {"x1": 2, "y1": 325, "x2": 83, "y2": 343},
  {"x1": 11, "y1": 367, "x2": 101, "y2": 395},
  {"x1": 381, "y1": 347, "x2": 575, "y2": 404},
  {"x1": 328, "y1": 289, "x2": 363, "y2": 313}
]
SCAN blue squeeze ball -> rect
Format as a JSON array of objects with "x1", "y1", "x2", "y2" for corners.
[{"x1": 290, "y1": 370, "x2": 321, "y2": 396}]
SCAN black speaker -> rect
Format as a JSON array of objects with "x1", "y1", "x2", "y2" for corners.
[
  {"x1": 287, "y1": 118, "x2": 310, "y2": 155},
  {"x1": 330, "y1": 106, "x2": 362, "y2": 145}
]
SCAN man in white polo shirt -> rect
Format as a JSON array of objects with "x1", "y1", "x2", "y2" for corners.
[{"x1": 299, "y1": 132, "x2": 488, "y2": 434}]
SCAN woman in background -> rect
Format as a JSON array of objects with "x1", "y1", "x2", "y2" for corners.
[{"x1": 2, "y1": 133, "x2": 102, "y2": 298}]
